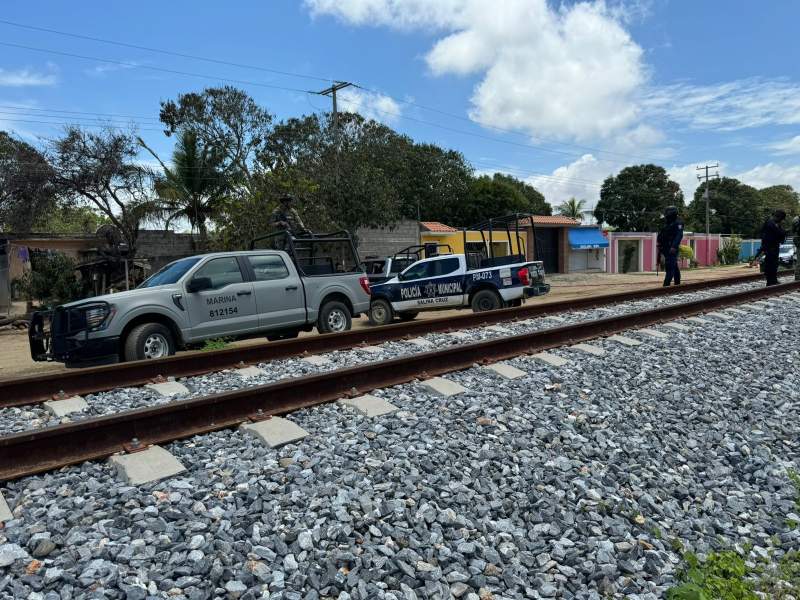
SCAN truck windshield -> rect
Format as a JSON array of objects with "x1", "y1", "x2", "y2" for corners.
[{"x1": 138, "y1": 257, "x2": 201, "y2": 288}]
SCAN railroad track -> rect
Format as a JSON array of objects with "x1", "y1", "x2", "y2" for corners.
[
  {"x1": 1, "y1": 278, "x2": 797, "y2": 482},
  {"x1": 0, "y1": 269, "x2": 786, "y2": 408}
]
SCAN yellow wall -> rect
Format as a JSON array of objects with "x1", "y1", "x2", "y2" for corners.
[{"x1": 420, "y1": 230, "x2": 526, "y2": 256}]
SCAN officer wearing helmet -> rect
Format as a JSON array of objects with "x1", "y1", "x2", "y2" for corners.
[
  {"x1": 270, "y1": 194, "x2": 308, "y2": 235},
  {"x1": 658, "y1": 205, "x2": 684, "y2": 286},
  {"x1": 759, "y1": 209, "x2": 787, "y2": 286}
]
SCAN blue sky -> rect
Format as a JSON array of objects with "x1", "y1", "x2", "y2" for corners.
[{"x1": 2, "y1": 0, "x2": 800, "y2": 212}]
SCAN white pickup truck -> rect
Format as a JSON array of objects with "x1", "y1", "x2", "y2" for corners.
[{"x1": 30, "y1": 232, "x2": 371, "y2": 365}]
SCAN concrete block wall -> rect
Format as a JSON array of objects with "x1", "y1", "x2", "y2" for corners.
[
  {"x1": 136, "y1": 230, "x2": 199, "y2": 271},
  {"x1": 355, "y1": 220, "x2": 419, "y2": 259}
]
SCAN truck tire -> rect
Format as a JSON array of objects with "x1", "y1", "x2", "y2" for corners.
[
  {"x1": 471, "y1": 289, "x2": 503, "y2": 313},
  {"x1": 397, "y1": 311, "x2": 419, "y2": 322},
  {"x1": 368, "y1": 299, "x2": 394, "y2": 326},
  {"x1": 124, "y1": 323, "x2": 175, "y2": 362},
  {"x1": 317, "y1": 301, "x2": 352, "y2": 334}
]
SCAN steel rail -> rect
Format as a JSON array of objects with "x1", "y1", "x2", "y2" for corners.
[
  {"x1": 0, "y1": 269, "x2": 786, "y2": 409},
  {"x1": 1, "y1": 280, "x2": 797, "y2": 482}
]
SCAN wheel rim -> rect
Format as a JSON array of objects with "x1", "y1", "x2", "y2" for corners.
[
  {"x1": 327, "y1": 309, "x2": 347, "y2": 331},
  {"x1": 372, "y1": 304, "x2": 387, "y2": 323},
  {"x1": 478, "y1": 297, "x2": 495, "y2": 311},
  {"x1": 143, "y1": 333, "x2": 169, "y2": 359}
]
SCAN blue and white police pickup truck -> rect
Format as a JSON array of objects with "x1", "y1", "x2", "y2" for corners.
[{"x1": 367, "y1": 252, "x2": 549, "y2": 325}]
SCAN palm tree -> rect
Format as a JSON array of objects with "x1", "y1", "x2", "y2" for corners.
[
  {"x1": 140, "y1": 130, "x2": 228, "y2": 251},
  {"x1": 556, "y1": 197, "x2": 587, "y2": 222}
]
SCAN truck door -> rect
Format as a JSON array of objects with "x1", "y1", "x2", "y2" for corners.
[
  {"x1": 184, "y1": 256, "x2": 259, "y2": 338},
  {"x1": 396, "y1": 256, "x2": 465, "y2": 309},
  {"x1": 245, "y1": 254, "x2": 306, "y2": 328}
]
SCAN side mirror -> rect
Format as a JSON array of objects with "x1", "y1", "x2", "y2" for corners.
[
  {"x1": 187, "y1": 277, "x2": 212, "y2": 293},
  {"x1": 397, "y1": 272, "x2": 406, "y2": 281}
]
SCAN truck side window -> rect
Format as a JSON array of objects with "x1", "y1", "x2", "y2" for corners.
[
  {"x1": 193, "y1": 257, "x2": 244, "y2": 290},
  {"x1": 401, "y1": 261, "x2": 435, "y2": 281},
  {"x1": 248, "y1": 255, "x2": 290, "y2": 281},
  {"x1": 433, "y1": 257, "x2": 460, "y2": 276}
]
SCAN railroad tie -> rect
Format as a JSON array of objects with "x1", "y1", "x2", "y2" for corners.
[
  {"x1": 569, "y1": 343, "x2": 606, "y2": 356},
  {"x1": 339, "y1": 394, "x2": 399, "y2": 417},
  {"x1": 530, "y1": 352, "x2": 569, "y2": 367},
  {"x1": 484, "y1": 362, "x2": 527, "y2": 380},
  {"x1": 240, "y1": 416, "x2": 309, "y2": 448},
  {"x1": 234, "y1": 366, "x2": 265, "y2": 379},
  {"x1": 0, "y1": 492, "x2": 11, "y2": 523},
  {"x1": 145, "y1": 381, "x2": 190, "y2": 397},
  {"x1": 607, "y1": 335, "x2": 642, "y2": 347},
  {"x1": 109, "y1": 446, "x2": 187, "y2": 486},
  {"x1": 302, "y1": 355, "x2": 332, "y2": 366},
  {"x1": 43, "y1": 395, "x2": 88, "y2": 418},
  {"x1": 421, "y1": 377, "x2": 466, "y2": 397}
]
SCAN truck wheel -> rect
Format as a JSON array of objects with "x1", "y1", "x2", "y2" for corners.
[
  {"x1": 397, "y1": 311, "x2": 419, "y2": 322},
  {"x1": 471, "y1": 289, "x2": 503, "y2": 313},
  {"x1": 124, "y1": 323, "x2": 175, "y2": 362},
  {"x1": 317, "y1": 301, "x2": 352, "y2": 334},
  {"x1": 368, "y1": 299, "x2": 394, "y2": 326},
  {"x1": 508, "y1": 299, "x2": 522, "y2": 308}
]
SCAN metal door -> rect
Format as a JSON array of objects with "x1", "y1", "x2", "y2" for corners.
[
  {"x1": 535, "y1": 228, "x2": 560, "y2": 274},
  {"x1": 245, "y1": 254, "x2": 306, "y2": 328},
  {"x1": 184, "y1": 256, "x2": 258, "y2": 338}
]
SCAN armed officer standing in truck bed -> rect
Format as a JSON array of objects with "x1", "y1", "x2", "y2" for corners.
[{"x1": 270, "y1": 194, "x2": 308, "y2": 235}]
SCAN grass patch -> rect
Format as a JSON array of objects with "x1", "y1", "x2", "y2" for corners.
[{"x1": 201, "y1": 337, "x2": 231, "y2": 352}]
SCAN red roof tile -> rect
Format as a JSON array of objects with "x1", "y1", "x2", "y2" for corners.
[
  {"x1": 420, "y1": 221, "x2": 459, "y2": 232},
  {"x1": 518, "y1": 215, "x2": 580, "y2": 226}
]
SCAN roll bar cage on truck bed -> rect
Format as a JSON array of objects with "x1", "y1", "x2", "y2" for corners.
[{"x1": 250, "y1": 230, "x2": 362, "y2": 276}]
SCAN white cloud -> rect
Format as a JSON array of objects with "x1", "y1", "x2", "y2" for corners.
[
  {"x1": 338, "y1": 88, "x2": 402, "y2": 123},
  {"x1": 525, "y1": 154, "x2": 612, "y2": 210},
  {"x1": 768, "y1": 135, "x2": 800, "y2": 156},
  {"x1": 307, "y1": 0, "x2": 648, "y2": 142},
  {"x1": 0, "y1": 68, "x2": 57, "y2": 87},
  {"x1": 734, "y1": 163, "x2": 800, "y2": 192},
  {"x1": 643, "y1": 78, "x2": 800, "y2": 132}
]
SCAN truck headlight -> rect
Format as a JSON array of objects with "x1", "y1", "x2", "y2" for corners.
[{"x1": 85, "y1": 305, "x2": 114, "y2": 330}]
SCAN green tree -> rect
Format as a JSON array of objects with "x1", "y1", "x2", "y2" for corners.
[
  {"x1": 595, "y1": 164, "x2": 684, "y2": 231},
  {"x1": 490, "y1": 173, "x2": 550, "y2": 216},
  {"x1": 141, "y1": 129, "x2": 228, "y2": 251},
  {"x1": 49, "y1": 126, "x2": 160, "y2": 257},
  {"x1": 687, "y1": 177, "x2": 763, "y2": 237},
  {"x1": 759, "y1": 184, "x2": 800, "y2": 221},
  {"x1": 556, "y1": 197, "x2": 587, "y2": 221},
  {"x1": 159, "y1": 86, "x2": 273, "y2": 199},
  {"x1": 453, "y1": 174, "x2": 536, "y2": 226},
  {"x1": 31, "y1": 205, "x2": 108, "y2": 234},
  {"x1": 0, "y1": 131, "x2": 57, "y2": 231},
  {"x1": 15, "y1": 251, "x2": 85, "y2": 307}
]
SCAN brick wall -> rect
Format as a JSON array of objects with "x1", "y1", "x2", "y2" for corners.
[{"x1": 355, "y1": 220, "x2": 419, "y2": 259}]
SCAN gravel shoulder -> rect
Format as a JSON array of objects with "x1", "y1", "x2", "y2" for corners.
[{"x1": 0, "y1": 287, "x2": 797, "y2": 599}]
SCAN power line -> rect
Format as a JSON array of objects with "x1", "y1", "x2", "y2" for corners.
[
  {"x1": 0, "y1": 41, "x2": 313, "y2": 94},
  {"x1": 0, "y1": 18, "x2": 333, "y2": 83}
]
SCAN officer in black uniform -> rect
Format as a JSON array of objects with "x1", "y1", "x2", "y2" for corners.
[
  {"x1": 659, "y1": 206, "x2": 684, "y2": 286},
  {"x1": 792, "y1": 215, "x2": 800, "y2": 282},
  {"x1": 760, "y1": 209, "x2": 787, "y2": 286}
]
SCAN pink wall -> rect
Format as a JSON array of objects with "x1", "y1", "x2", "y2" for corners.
[
  {"x1": 643, "y1": 238, "x2": 655, "y2": 271},
  {"x1": 690, "y1": 237, "x2": 720, "y2": 266}
]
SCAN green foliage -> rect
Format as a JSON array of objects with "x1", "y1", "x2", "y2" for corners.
[
  {"x1": 759, "y1": 185, "x2": 800, "y2": 221},
  {"x1": 788, "y1": 469, "x2": 800, "y2": 511},
  {"x1": 717, "y1": 236, "x2": 742, "y2": 265},
  {"x1": 454, "y1": 174, "x2": 545, "y2": 227},
  {"x1": 31, "y1": 205, "x2": 108, "y2": 234},
  {"x1": 0, "y1": 130, "x2": 57, "y2": 231},
  {"x1": 15, "y1": 252, "x2": 85, "y2": 308},
  {"x1": 667, "y1": 551, "x2": 757, "y2": 600},
  {"x1": 595, "y1": 164, "x2": 684, "y2": 231},
  {"x1": 556, "y1": 197, "x2": 586, "y2": 221},
  {"x1": 143, "y1": 129, "x2": 229, "y2": 251},
  {"x1": 679, "y1": 244, "x2": 694, "y2": 260},
  {"x1": 688, "y1": 178, "x2": 763, "y2": 238},
  {"x1": 201, "y1": 338, "x2": 230, "y2": 352}
]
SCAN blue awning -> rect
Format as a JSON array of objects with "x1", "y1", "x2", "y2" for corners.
[{"x1": 568, "y1": 227, "x2": 608, "y2": 249}]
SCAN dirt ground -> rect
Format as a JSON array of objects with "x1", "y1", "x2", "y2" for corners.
[{"x1": 0, "y1": 264, "x2": 760, "y2": 380}]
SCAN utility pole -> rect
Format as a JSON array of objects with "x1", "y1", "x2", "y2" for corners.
[
  {"x1": 317, "y1": 82, "x2": 354, "y2": 217},
  {"x1": 696, "y1": 164, "x2": 719, "y2": 267},
  {"x1": 317, "y1": 81, "x2": 354, "y2": 132}
]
